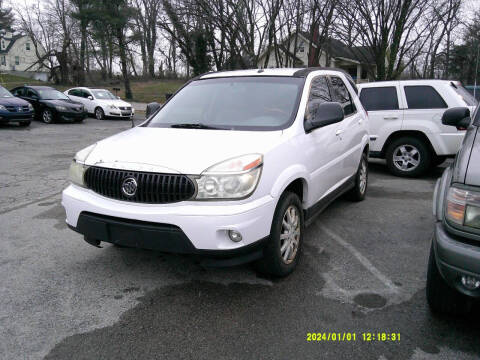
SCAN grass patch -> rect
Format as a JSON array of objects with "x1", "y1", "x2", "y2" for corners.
[{"x1": 0, "y1": 73, "x2": 185, "y2": 104}]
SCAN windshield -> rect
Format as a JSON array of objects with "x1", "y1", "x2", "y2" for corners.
[
  {"x1": 452, "y1": 83, "x2": 478, "y2": 107},
  {"x1": 0, "y1": 86, "x2": 13, "y2": 98},
  {"x1": 37, "y1": 89, "x2": 69, "y2": 100},
  {"x1": 92, "y1": 90, "x2": 117, "y2": 100},
  {"x1": 147, "y1": 76, "x2": 304, "y2": 130}
]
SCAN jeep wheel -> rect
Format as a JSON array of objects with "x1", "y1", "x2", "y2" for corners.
[
  {"x1": 426, "y1": 243, "x2": 472, "y2": 315},
  {"x1": 255, "y1": 192, "x2": 304, "y2": 277},
  {"x1": 385, "y1": 137, "x2": 431, "y2": 177},
  {"x1": 346, "y1": 152, "x2": 368, "y2": 201}
]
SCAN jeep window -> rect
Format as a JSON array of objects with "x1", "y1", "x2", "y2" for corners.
[
  {"x1": 360, "y1": 87, "x2": 399, "y2": 111},
  {"x1": 404, "y1": 86, "x2": 447, "y2": 109},
  {"x1": 451, "y1": 83, "x2": 478, "y2": 107},
  {"x1": 37, "y1": 89, "x2": 69, "y2": 100},
  {"x1": 147, "y1": 76, "x2": 304, "y2": 131},
  {"x1": 329, "y1": 76, "x2": 356, "y2": 116},
  {"x1": 305, "y1": 76, "x2": 331, "y2": 121},
  {"x1": 0, "y1": 86, "x2": 14, "y2": 98}
]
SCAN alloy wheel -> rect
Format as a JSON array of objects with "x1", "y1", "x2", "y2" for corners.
[
  {"x1": 359, "y1": 158, "x2": 367, "y2": 194},
  {"x1": 280, "y1": 205, "x2": 301, "y2": 264},
  {"x1": 42, "y1": 110, "x2": 53, "y2": 123},
  {"x1": 392, "y1": 144, "x2": 421, "y2": 172}
]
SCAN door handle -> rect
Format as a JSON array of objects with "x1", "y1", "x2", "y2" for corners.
[
  {"x1": 383, "y1": 116, "x2": 398, "y2": 120},
  {"x1": 335, "y1": 129, "x2": 344, "y2": 136}
]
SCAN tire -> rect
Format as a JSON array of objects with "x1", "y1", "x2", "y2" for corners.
[
  {"x1": 41, "y1": 109, "x2": 54, "y2": 124},
  {"x1": 255, "y1": 192, "x2": 304, "y2": 277},
  {"x1": 346, "y1": 152, "x2": 368, "y2": 201},
  {"x1": 18, "y1": 121, "x2": 30, "y2": 127},
  {"x1": 385, "y1": 136, "x2": 431, "y2": 177},
  {"x1": 426, "y1": 242, "x2": 472, "y2": 315},
  {"x1": 95, "y1": 107, "x2": 105, "y2": 120}
]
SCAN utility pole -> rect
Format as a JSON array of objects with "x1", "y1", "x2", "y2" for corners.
[{"x1": 474, "y1": 43, "x2": 480, "y2": 99}]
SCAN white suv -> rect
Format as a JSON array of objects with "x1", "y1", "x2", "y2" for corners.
[
  {"x1": 65, "y1": 87, "x2": 135, "y2": 120},
  {"x1": 62, "y1": 68, "x2": 369, "y2": 276},
  {"x1": 358, "y1": 80, "x2": 477, "y2": 177}
]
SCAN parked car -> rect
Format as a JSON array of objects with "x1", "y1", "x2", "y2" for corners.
[
  {"x1": 64, "y1": 87, "x2": 134, "y2": 120},
  {"x1": 62, "y1": 68, "x2": 369, "y2": 276},
  {"x1": 0, "y1": 85, "x2": 34, "y2": 127},
  {"x1": 358, "y1": 80, "x2": 477, "y2": 177},
  {"x1": 428, "y1": 105, "x2": 480, "y2": 314},
  {"x1": 10, "y1": 86, "x2": 86, "y2": 124}
]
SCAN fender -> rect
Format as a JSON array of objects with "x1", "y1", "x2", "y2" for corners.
[
  {"x1": 433, "y1": 166, "x2": 452, "y2": 221},
  {"x1": 270, "y1": 164, "x2": 310, "y2": 202}
]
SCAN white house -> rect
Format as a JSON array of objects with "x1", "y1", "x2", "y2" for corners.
[
  {"x1": 0, "y1": 30, "x2": 48, "y2": 81},
  {"x1": 258, "y1": 32, "x2": 377, "y2": 82}
]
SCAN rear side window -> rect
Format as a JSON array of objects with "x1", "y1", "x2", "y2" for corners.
[
  {"x1": 81, "y1": 90, "x2": 91, "y2": 98},
  {"x1": 11, "y1": 87, "x2": 24, "y2": 96},
  {"x1": 329, "y1": 76, "x2": 356, "y2": 116},
  {"x1": 360, "y1": 87, "x2": 399, "y2": 111},
  {"x1": 26, "y1": 88, "x2": 37, "y2": 98},
  {"x1": 69, "y1": 89, "x2": 80, "y2": 96},
  {"x1": 404, "y1": 86, "x2": 447, "y2": 109},
  {"x1": 306, "y1": 76, "x2": 331, "y2": 121},
  {"x1": 451, "y1": 83, "x2": 478, "y2": 107}
]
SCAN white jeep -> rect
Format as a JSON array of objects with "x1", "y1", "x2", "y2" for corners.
[{"x1": 358, "y1": 80, "x2": 477, "y2": 177}]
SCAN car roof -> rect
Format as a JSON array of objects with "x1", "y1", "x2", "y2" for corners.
[
  {"x1": 199, "y1": 67, "x2": 352, "y2": 80},
  {"x1": 25, "y1": 85, "x2": 55, "y2": 90},
  {"x1": 68, "y1": 87, "x2": 108, "y2": 91},
  {"x1": 358, "y1": 79, "x2": 460, "y2": 88}
]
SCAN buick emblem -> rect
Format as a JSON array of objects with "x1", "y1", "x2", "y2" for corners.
[{"x1": 121, "y1": 177, "x2": 138, "y2": 197}]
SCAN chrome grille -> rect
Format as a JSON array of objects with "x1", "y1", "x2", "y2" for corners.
[
  {"x1": 84, "y1": 166, "x2": 196, "y2": 204},
  {"x1": 5, "y1": 105, "x2": 29, "y2": 112}
]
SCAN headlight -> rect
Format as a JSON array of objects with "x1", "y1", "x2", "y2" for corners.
[
  {"x1": 194, "y1": 154, "x2": 263, "y2": 200},
  {"x1": 0, "y1": 105, "x2": 6, "y2": 111},
  {"x1": 69, "y1": 160, "x2": 87, "y2": 187},
  {"x1": 109, "y1": 105, "x2": 118, "y2": 109},
  {"x1": 446, "y1": 186, "x2": 480, "y2": 229},
  {"x1": 55, "y1": 105, "x2": 68, "y2": 111},
  {"x1": 28, "y1": 104, "x2": 34, "y2": 111}
]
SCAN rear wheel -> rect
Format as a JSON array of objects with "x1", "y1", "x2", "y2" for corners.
[
  {"x1": 95, "y1": 107, "x2": 105, "y2": 120},
  {"x1": 346, "y1": 152, "x2": 368, "y2": 201},
  {"x1": 255, "y1": 192, "x2": 304, "y2": 277},
  {"x1": 385, "y1": 137, "x2": 431, "y2": 177},
  {"x1": 426, "y1": 243, "x2": 472, "y2": 315},
  {"x1": 41, "y1": 109, "x2": 54, "y2": 124}
]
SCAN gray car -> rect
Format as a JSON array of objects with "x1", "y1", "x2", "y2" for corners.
[{"x1": 428, "y1": 105, "x2": 480, "y2": 314}]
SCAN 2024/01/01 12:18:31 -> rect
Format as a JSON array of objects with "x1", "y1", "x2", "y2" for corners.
[{"x1": 306, "y1": 332, "x2": 401, "y2": 342}]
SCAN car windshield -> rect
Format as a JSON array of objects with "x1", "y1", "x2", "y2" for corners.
[
  {"x1": 37, "y1": 89, "x2": 69, "y2": 100},
  {"x1": 146, "y1": 76, "x2": 305, "y2": 130},
  {"x1": 0, "y1": 86, "x2": 13, "y2": 98},
  {"x1": 92, "y1": 90, "x2": 117, "y2": 100},
  {"x1": 452, "y1": 83, "x2": 478, "y2": 107}
]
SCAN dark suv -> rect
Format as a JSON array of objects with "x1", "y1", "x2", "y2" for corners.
[
  {"x1": 428, "y1": 105, "x2": 480, "y2": 314},
  {"x1": 0, "y1": 85, "x2": 34, "y2": 127}
]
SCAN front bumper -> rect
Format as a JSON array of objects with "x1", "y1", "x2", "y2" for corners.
[
  {"x1": 58, "y1": 111, "x2": 87, "y2": 122},
  {"x1": 107, "y1": 109, "x2": 134, "y2": 118},
  {"x1": 62, "y1": 184, "x2": 276, "y2": 256},
  {"x1": 0, "y1": 112, "x2": 34, "y2": 123},
  {"x1": 433, "y1": 221, "x2": 480, "y2": 297}
]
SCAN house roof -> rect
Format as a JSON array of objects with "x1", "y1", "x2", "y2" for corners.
[{"x1": 0, "y1": 34, "x2": 24, "y2": 55}]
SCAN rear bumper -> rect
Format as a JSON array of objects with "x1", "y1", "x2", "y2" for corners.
[{"x1": 433, "y1": 221, "x2": 480, "y2": 297}]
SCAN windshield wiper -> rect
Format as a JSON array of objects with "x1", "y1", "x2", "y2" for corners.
[{"x1": 170, "y1": 123, "x2": 223, "y2": 130}]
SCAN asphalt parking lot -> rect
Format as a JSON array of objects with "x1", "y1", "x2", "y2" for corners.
[{"x1": 1, "y1": 117, "x2": 480, "y2": 360}]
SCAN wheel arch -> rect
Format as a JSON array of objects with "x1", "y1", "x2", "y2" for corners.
[{"x1": 380, "y1": 130, "x2": 437, "y2": 157}]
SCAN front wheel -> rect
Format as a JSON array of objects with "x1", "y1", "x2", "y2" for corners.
[
  {"x1": 42, "y1": 109, "x2": 54, "y2": 124},
  {"x1": 385, "y1": 137, "x2": 431, "y2": 177},
  {"x1": 255, "y1": 192, "x2": 304, "y2": 277},
  {"x1": 95, "y1": 107, "x2": 105, "y2": 120}
]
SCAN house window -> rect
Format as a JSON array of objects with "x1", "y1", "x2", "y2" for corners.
[
  {"x1": 15, "y1": 56, "x2": 20, "y2": 65},
  {"x1": 1, "y1": 56, "x2": 5, "y2": 65},
  {"x1": 298, "y1": 46, "x2": 305, "y2": 53},
  {"x1": 26, "y1": 42, "x2": 30, "y2": 51}
]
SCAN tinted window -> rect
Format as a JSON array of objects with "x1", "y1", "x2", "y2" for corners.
[
  {"x1": 360, "y1": 87, "x2": 399, "y2": 111},
  {"x1": 25, "y1": 88, "x2": 38, "y2": 98},
  {"x1": 147, "y1": 77, "x2": 304, "y2": 131},
  {"x1": 81, "y1": 90, "x2": 91, "y2": 98},
  {"x1": 306, "y1": 76, "x2": 331, "y2": 121},
  {"x1": 11, "y1": 87, "x2": 24, "y2": 96},
  {"x1": 69, "y1": 89, "x2": 81, "y2": 97},
  {"x1": 329, "y1": 76, "x2": 356, "y2": 116},
  {"x1": 404, "y1": 86, "x2": 447, "y2": 109}
]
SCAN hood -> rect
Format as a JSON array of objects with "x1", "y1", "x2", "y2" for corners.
[
  {"x1": 95, "y1": 99, "x2": 131, "y2": 107},
  {"x1": 44, "y1": 99, "x2": 83, "y2": 108},
  {"x1": 84, "y1": 127, "x2": 284, "y2": 174},
  {"x1": 465, "y1": 127, "x2": 480, "y2": 186},
  {"x1": 0, "y1": 97, "x2": 30, "y2": 106}
]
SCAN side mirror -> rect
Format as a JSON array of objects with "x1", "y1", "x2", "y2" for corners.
[
  {"x1": 146, "y1": 102, "x2": 161, "y2": 119},
  {"x1": 442, "y1": 107, "x2": 471, "y2": 130},
  {"x1": 88, "y1": 96, "x2": 93, "y2": 100},
  {"x1": 304, "y1": 102, "x2": 344, "y2": 133}
]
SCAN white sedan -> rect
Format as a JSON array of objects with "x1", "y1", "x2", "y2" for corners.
[{"x1": 64, "y1": 87, "x2": 135, "y2": 120}]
